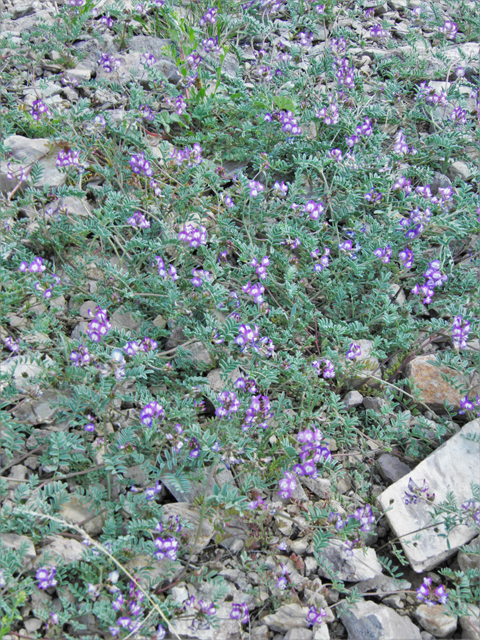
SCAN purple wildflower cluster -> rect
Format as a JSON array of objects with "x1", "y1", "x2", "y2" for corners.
[
  {"x1": 346, "y1": 342, "x2": 361, "y2": 360},
  {"x1": 417, "y1": 82, "x2": 448, "y2": 107},
  {"x1": 36, "y1": 566, "x2": 57, "y2": 590},
  {"x1": 86, "y1": 307, "x2": 111, "y2": 342},
  {"x1": 278, "y1": 110, "x2": 302, "y2": 135},
  {"x1": 311, "y1": 246, "x2": 330, "y2": 272},
  {"x1": 452, "y1": 315, "x2": 471, "y2": 349},
  {"x1": 248, "y1": 180, "x2": 265, "y2": 197},
  {"x1": 411, "y1": 260, "x2": 447, "y2": 305},
  {"x1": 203, "y1": 36, "x2": 220, "y2": 53},
  {"x1": 170, "y1": 143, "x2": 203, "y2": 167},
  {"x1": 335, "y1": 57, "x2": 355, "y2": 89},
  {"x1": 318, "y1": 97, "x2": 339, "y2": 125},
  {"x1": 139, "y1": 104, "x2": 154, "y2": 122},
  {"x1": 29, "y1": 99, "x2": 49, "y2": 121},
  {"x1": 330, "y1": 505, "x2": 375, "y2": 532},
  {"x1": 440, "y1": 19, "x2": 457, "y2": 40},
  {"x1": 190, "y1": 268, "x2": 210, "y2": 287},
  {"x1": 298, "y1": 31, "x2": 314, "y2": 46},
  {"x1": 399, "y1": 247, "x2": 414, "y2": 269},
  {"x1": 4, "y1": 336, "x2": 19, "y2": 352},
  {"x1": 235, "y1": 323, "x2": 274, "y2": 356},
  {"x1": 460, "y1": 394, "x2": 480, "y2": 416},
  {"x1": 141, "y1": 52, "x2": 157, "y2": 67},
  {"x1": 123, "y1": 337, "x2": 158, "y2": 356},
  {"x1": 154, "y1": 536, "x2": 179, "y2": 561},
  {"x1": 155, "y1": 256, "x2": 178, "y2": 281},
  {"x1": 129, "y1": 152, "x2": 154, "y2": 177},
  {"x1": 461, "y1": 499, "x2": 480, "y2": 526},
  {"x1": 346, "y1": 117, "x2": 373, "y2": 147},
  {"x1": 139, "y1": 400, "x2": 164, "y2": 427},
  {"x1": 127, "y1": 211, "x2": 150, "y2": 228},
  {"x1": 243, "y1": 394, "x2": 272, "y2": 430},
  {"x1": 374, "y1": 245, "x2": 392, "y2": 263},
  {"x1": 400, "y1": 206, "x2": 432, "y2": 240},
  {"x1": 273, "y1": 180, "x2": 288, "y2": 197},
  {"x1": 394, "y1": 129, "x2": 416, "y2": 156},
  {"x1": 312, "y1": 358, "x2": 335, "y2": 378},
  {"x1": 307, "y1": 606, "x2": 327, "y2": 626},
  {"x1": 56, "y1": 149, "x2": 81, "y2": 168},
  {"x1": 109, "y1": 580, "x2": 146, "y2": 636},
  {"x1": 370, "y1": 24, "x2": 389, "y2": 40},
  {"x1": 365, "y1": 188, "x2": 382, "y2": 203},
  {"x1": 230, "y1": 602, "x2": 249, "y2": 624},
  {"x1": 415, "y1": 184, "x2": 453, "y2": 208},
  {"x1": 279, "y1": 428, "x2": 332, "y2": 499},
  {"x1": 234, "y1": 375, "x2": 257, "y2": 393},
  {"x1": 199, "y1": 7, "x2": 217, "y2": 26},
  {"x1": 215, "y1": 390, "x2": 241, "y2": 417},
  {"x1": 250, "y1": 255, "x2": 270, "y2": 279},
  {"x1": 19, "y1": 256, "x2": 46, "y2": 275},
  {"x1": 242, "y1": 281, "x2": 265, "y2": 304},
  {"x1": 417, "y1": 577, "x2": 448, "y2": 606},
  {"x1": 178, "y1": 222, "x2": 207, "y2": 248},
  {"x1": 393, "y1": 175, "x2": 412, "y2": 195},
  {"x1": 404, "y1": 477, "x2": 435, "y2": 505},
  {"x1": 304, "y1": 199, "x2": 324, "y2": 220},
  {"x1": 70, "y1": 344, "x2": 91, "y2": 367},
  {"x1": 98, "y1": 53, "x2": 122, "y2": 73}
]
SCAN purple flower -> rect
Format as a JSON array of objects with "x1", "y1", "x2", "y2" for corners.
[
  {"x1": 399, "y1": 247, "x2": 414, "y2": 268},
  {"x1": 98, "y1": 53, "x2": 121, "y2": 73},
  {"x1": 127, "y1": 211, "x2": 150, "y2": 229},
  {"x1": 394, "y1": 129, "x2": 416, "y2": 156},
  {"x1": 365, "y1": 189, "x2": 383, "y2": 203},
  {"x1": 251, "y1": 255, "x2": 270, "y2": 279},
  {"x1": 304, "y1": 199, "x2": 324, "y2": 220},
  {"x1": 215, "y1": 391, "x2": 241, "y2": 418},
  {"x1": 191, "y1": 268, "x2": 211, "y2": 287},
  {"x1": 307, "y1": 606, "x2": 327, "y2": 626},
  {"x1": 370, "y1": 24, "x2": 389, "y2": 39},
  {"x1": 248, "y1": 180, "x2": 265, "y2": 197},
  {"x1": 70, "y1": 344, "x2": 91, "y2": 366},
  {"x1": 140, "y1": 401, "x2": 164, "y2": 427},
  {"x1": 141, "y1": 52, "x2": 157, "y2": 67},
  {"x1": 440, "y1": 19, "x2": 457, "y2": 39},
  {"x1": 393, "y1": 175, "x2": 412, "y2": 194},
  {"x1": 154, "y1": 536, "x2": 179, "y2": 561},
  {"x1": 174, "y1": 95, "x2": 187, "y2": 115},
  {"x1": 404, "y1": 477, "x2": 435, "y2": 505},
  {"x1": 312, "y1": 359, "x2": 335, "y2": 378},
  {"x1": 86, "y1": 307, "x2": 111, "y2": 343},
  {"x1": 139, "y1": 104, "x2": 154, "y2": 122},
  {"x1": 56, "y1": 149, "x2": 81, "y2": 168},
  {"x1": 178, "y1": 222, "x2": 207, "y2": 248},
  {"x1": 327, "y1": 148, "x2": 343, "y2": 162},
  {"x1": 230, "y1": 603, "x2": 249, "y2": 623},
  {"x1": 129, "y1": 152, "x2": 153, "y2": 177},
  {"x1": 461, "y1": 499, "x2": 480, "y2": 525},
  {"x1": 346, "y1": 342, "x2": 361, "y2": 360},
  {"x1": 242, "y1": 281, "x2": 265, "y2": 304},
  {"x1": 199, "y1": 7, "x2": 217, "y2": 26},
  {"x1": 318, "y1": 98, "x2": 339, "y2": 125},
  {"x1": 273, "y1": 180, "x2": 288, "y2": 197},
  {"x1": 36, "y1": 566, "x2": 57, "y2": 590},
  {"x1": 235, "y1": 323, "x2": 260, "y2": 350},
  {"x1": 278, "y1": 110, "x2": 302, "y2": 135},
  {"x1": 4, "y1": 336, "x2": 20, "y2": 352},
  {"x1": 278, "y1": 471, "x2": 297, "y2": 499},
  {"x1": 417, "y1": 576, "x2": 448, "y2": 606},
  {"x1": 452, "y1": 315, "x2": 471, "y2": 349},
  {"x1": 29, "y1": 99, "x2": 49, "y2": 121},
  {"x1": 374, "y1": 245, "x2": 392, "y2": 263},
  {"x1": 170, "y1": 143, "x2": 203, "y2": 167}
]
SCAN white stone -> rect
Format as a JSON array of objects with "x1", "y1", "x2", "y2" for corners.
[
  {"x1": 316, "y1": 538, "x2": 383, "y2": 582},
  {"x1": 339, "y1": 600, "x2": 422, "y2": 640},
  {"x1": 1, "y1": 533, "x2": 36, "y2": 565},
  {"x1": 459, "y1": 604, "x2": 480, "y2": 640},
  {"x1": 34, "y1": 536, "x2": 85, "y2": 568},
  {"x1": 415, "y1": 605, "x2": 457, "y2": 638},
  {"x1": 261, "y1": 604, "x2": 310, "y2": 632},
  {"x1": 377, "y1": 419, "x2": 480, "y2": 572}
]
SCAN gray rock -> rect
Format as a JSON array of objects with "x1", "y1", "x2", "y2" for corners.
[
  {"x1": 125, "y1": 554, "x2": 171, "y2": 588},
  {"x1": 206, "y1": 367, "x2": 241, "y2": 393},
  {"x1": 415, "y1": 605, "x2": 457, "y2": 638},
  {"x1": 355, "y1": 573, "x2": 411, "y2": 594},
  {"x1": 316, "y1": 538, "x2": 383, "y2": 582},
  {"x1": 345, "y1": 339, "x2": 382, "y2": 389},
  {"x1": 0, "y1": 355, "x2": 49, "y2": 392},
  {"x1": 60, "y1": 495, "x2": 107, "y2": 536},
  {"x1": 343, "y1": 390, "x2": 364, "y2": 410},
  {"x1": 377, "y1": 419, "x2": 480, "y2": 572},
  {"x1": 313, "y1": 626, "x2": 330, "y2": 640},
  {"x1": 3, "y1": 136, "x2": 66, "y2": 190},
  {"x1": 459, "y1": 604, "x2": 480, "y2": 640},
  {"x1": 161, "y1": 503, "x2": 214, "y2": 554},
  {"x1": 110, "y1": 307, "x2": 142, "y2": 332},
  {"x1": 405, "y1": 355, "x2": 480, "y2": 414},
  {"x1": 339, "y1": 600, "x2": 422, "y2": 640},
  {"x1": 165, "y1": 326, "x2": 187, "y2": 350},
  {"x1": 377, "y1": 454, "x2": 411, "y2": 484},
  {"x1": 261, "y1": 604, "x2": 311, "y2": 632},
  {"x1": 34, "y1": 536, "x2": 85, "y2": 568},
  {"x1": 161, "y1": 465, "x2": 234, "y2": 503},
  {"x1": 301, "y1": 477, "x2": 332, "y2": 499},
  {"x1": 447, "y1": 161, "x2": 472, "y2": 182},
  {"x1": 1, "y1": 533, "x2": 36, "y2": 566},
  {"x1": 284, "y1": 629, "x2": 313, "y2": 640},
  {"x1": 363, "y1": 397, "x2": 388, "y2": 413},
  {"x1": 458, "y1": 535, "x2": 480, "y2": 572},
  {"x1": 389, "y1": 283, "x2": 406, "y2": 306}
]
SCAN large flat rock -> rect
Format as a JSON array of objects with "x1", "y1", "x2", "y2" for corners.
[{"x1": 377, "y1": 419, "x2": 480, "y2": 572}]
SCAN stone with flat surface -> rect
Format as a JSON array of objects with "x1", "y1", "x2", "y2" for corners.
[{"x1": 377, "y1": 419, "x2": 480, "y2": 572}]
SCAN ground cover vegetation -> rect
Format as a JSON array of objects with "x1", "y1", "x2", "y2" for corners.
[{"x1": 0, "y1": 0, "x2": 479, "y2": 637}]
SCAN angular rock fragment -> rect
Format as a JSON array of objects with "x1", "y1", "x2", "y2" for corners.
[
  {"x1": 339, "y1": 600, "x2": 422, "y2": 640},
  {"x1": 377, "y1": 419, "x2": 480, "y2": 572}
]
